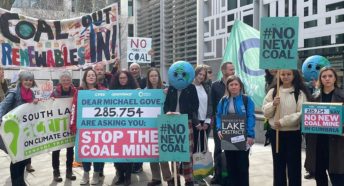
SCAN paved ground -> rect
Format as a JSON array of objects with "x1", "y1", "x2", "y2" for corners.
[{"x1": 0, "y1": 138, "x2": 318, "y2": 186}]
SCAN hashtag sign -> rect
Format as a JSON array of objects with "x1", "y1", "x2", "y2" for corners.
[
  {"x1": 263, "y1": 28, "x2": 272, "y2": 39},
  {"x1": 160, "y1": 124, "x2": 167, "y2": 134}
]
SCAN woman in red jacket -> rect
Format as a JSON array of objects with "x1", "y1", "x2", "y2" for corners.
[
  {"x1": 70, "y1": 69, "x2": 107, "y2": 185},
  {"x1": 50, "y1": 71, "x2": 77, "y2": 182}
]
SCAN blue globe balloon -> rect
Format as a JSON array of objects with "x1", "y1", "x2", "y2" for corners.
[
  {"x1": 168, "y1": 61, "x2": 195, "y2": 90},
  {"x1": 302, "y1": 55, "x2": 331, "y2": 82}
]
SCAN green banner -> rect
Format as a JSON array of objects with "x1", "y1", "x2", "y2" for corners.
[
  {"x1": 158, "y1": 114, "x2": 190, "y2": 162},
  {"x1": 259, "y1": 17, "x2": 299, "y2": 69},
  {"x1": 222, "y1": 20, "x2": 265, "y2": 107}
]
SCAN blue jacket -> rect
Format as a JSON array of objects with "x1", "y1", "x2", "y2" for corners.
[
  {"x1": 0, "y1": 86, "x2": 35, "y2": 121},
  {"x1": 216, "y1": 94, "x2": 255, "y2": 138}
]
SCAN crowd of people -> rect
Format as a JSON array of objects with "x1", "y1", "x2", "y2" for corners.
[{"x1": 0, "y1": 60, "x2": 343, "y2": 186}]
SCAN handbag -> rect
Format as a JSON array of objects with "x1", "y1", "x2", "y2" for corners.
[{"x1": 192, "y1": 130, "x2": 214, "y2": 179}]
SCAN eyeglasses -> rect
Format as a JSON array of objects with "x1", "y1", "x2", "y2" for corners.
[{"x1": 207, "y1": 71, "x2": 213, "y2": 74}]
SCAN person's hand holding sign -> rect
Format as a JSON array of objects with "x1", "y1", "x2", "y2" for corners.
[
  {"x1": 273, "y1": 96, "x2": 280, "y2": 106},
  {"x1": 218, "y1": 130, "x2": 223, "y2": 140}
]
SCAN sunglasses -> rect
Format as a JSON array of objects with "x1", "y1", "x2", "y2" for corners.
[{"x1": 207, "y1": 70, "x2": 213, "y2": 74}]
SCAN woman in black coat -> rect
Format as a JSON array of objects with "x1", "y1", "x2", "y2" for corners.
[{"x1": 305, "y1": 67, "x2": 344, "y2": 186}]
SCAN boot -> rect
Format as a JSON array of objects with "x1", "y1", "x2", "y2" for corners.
[
  {"x1": 66, "y1": 168, "x2": 76, "y2": 180},
  {"x1": 80, "y1": 171, "x2": 89, "y2": 185},
  {"x1": 53, "y1": 169, "x2": 63, "y2": 182},
  {"x1": 90, "y1": 172, "x2": 100, "y2": 185}
]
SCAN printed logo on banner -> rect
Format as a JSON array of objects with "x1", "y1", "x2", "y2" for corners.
[
  {"x1": 76, "y1": 89, "x2": 165, "y2": 162},
  {"x1": 0, "y1": 98, "x2": 75, "y2": 163}
]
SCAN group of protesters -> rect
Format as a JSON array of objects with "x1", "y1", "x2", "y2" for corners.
[{"x1": 0, "y1": 59, "x2": 343, "y2": 186}]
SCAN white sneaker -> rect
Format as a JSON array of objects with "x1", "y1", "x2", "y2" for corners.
[
  {"x1": 91, "y1": 172, "x2": 100, "y2": 185},
  {"x1": 80, "y1": 172, "x2": 89, "y2": 185}
]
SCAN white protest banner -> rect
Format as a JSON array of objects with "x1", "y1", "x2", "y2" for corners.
[
  {"x1": 0, "y1": 4, "x2": 119, "y2": 67},
  {"x1": 127, "y1": 37, "x2": 152, "y2": 63},
  {"x1": 0, "y1": 98, "x2": 74, "y2": 163}
]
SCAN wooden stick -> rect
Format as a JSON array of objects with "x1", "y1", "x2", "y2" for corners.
[
  {"x1": 276, "y1": 70, "x2": 281, "y2": 153},
  {"x1": 173, "y1": 162, "x2": 177, "y2": 186}
]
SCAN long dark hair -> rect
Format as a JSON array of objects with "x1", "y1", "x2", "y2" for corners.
[
  {"x1": 146, "y1": 68, "x2": 163, "y2": 89},
  {"x1": 271, "y1": 70, "x2": 312, "y2": 101},
  {"x1": 109, "y1": 70, "x2": 139, "y2": 89}
]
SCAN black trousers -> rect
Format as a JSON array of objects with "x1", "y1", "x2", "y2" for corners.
[
  {"x1": 115, "y1": 163, "x2": 133, "y2": 180},
  {"x1": 225, "y1": 150, "x2": 249, "y2": 186},
  {"x1": 52, "y1": 147, "x2": 74, "y2": 170},
  {"x1": 10, "y1": 159, "x2": 29, "y2": 186},
  {"x1": 193, "y1": 127, "x2": 208, "y2": 153},
  {"x1": 212, "y1": 125, "x2": 222, "y2": 180},
  {"x1": 270, "y1": 130, "x2": 301, "y2": 186},
  {"x1": 315, "y1": 135, "x2": 344, "y2": 186}
]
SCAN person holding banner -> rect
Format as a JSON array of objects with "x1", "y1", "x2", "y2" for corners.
[
  {"x1": 210, "y1": 62, "x2": 235, "y2": 185},
  {"x1": 0, "y1": 70, "x2": 38, "y2": 186},
  {"x1": 70, "y1": 69, "x2": 107, "y2": 185},
  {"x1": 216, "y1": 75, "x2": 255, "y2": 186},
  {"x1": 305, "y1": 67, "x2": 344, "y2": 186},
  {"x1": 145, "y1": 68, "x2": 174, "y2": 186},
  {"x1": 50, "y1": 71, "x2": 77, "y2": 182},
  {"x1": 109, "y1": 70, "x2": 139, "y2": 186},
  {"x1": 262, "y1": 70, "x2": 311, "y2": 186},
  {"x1": 164, "y1": 71, "x2": 199, "y2": 186}
]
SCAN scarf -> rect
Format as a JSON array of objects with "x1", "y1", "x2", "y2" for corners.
[{"x1": 21, "y1": 85, "x2": 33, "y2": 103}]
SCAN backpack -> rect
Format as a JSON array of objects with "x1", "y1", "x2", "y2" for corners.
[{"x1": 220, "y1": 94, "x2": 249, "y2": 114}]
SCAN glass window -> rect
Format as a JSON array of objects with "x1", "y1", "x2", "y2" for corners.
[
  {"x1": 227, "y1": 25, "x2": 233, "y2": 33},
  {"x1": 326, "y1": 1, "x2": 344, "y2": 12},
  {"x1": 128, "y1": 0, "x2": 133, "y2": 16},
  {"x1": 312, "y1": 0, "x2": 317, "y2": 14},
  {"x1": 285, "y1": 0, "x2": 289, "y2": 16},
  {"x1": 227, "y1": 14, "x2": 235, "y2": 22},
  {"x1": 243, "y1": 14, "x2": 253, "y2": 27},
  {"x1": 292, "y1": 0, "x2": 297, "y2": 16},
  {"x1": 304, "y1": 36, "x2": 331, "y2": 47},
  {"x1": 336, "y1": 14, "x2": 344, "y2": 23},
  {"x1": 304, "y1": 20, "x2": 317, "y2": 28},
  {"x1": 128, "y1": 24, "x2": 134, "y2": 37},
  {"x1": 304, "y1": 7, "x2": 309, "y2": 16},
  {"x1": 240, "y1": 0, "x2": 253, "y2": 7},
  {"x1": 228, "y1": 0, "x2": 237, "y2": 10},
  {"x1": 336, "y1": 33, "x2": 344, "y2": 44},
  {"x1": 326, "y1": 17, "x2": 331, "y2": 24}
]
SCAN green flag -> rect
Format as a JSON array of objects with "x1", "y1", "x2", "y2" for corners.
[{"x1": 221, "y1": 20, "x2": 265, "y2": 107}]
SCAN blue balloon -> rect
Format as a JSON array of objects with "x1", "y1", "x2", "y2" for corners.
[
  {"x1": 302, "y1": 55, "x2": 331, "y2": 82},
  {"x1": 168, "y1": 61, "x2": 195, "y2": 90}
]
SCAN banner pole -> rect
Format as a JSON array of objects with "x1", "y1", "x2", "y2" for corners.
[
  {"x1": 173, "y1": 162, "x2": 177, "y2": 186},
  {"x1": 276, "y1": 70, "x2": 280, "y2": 153}
]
